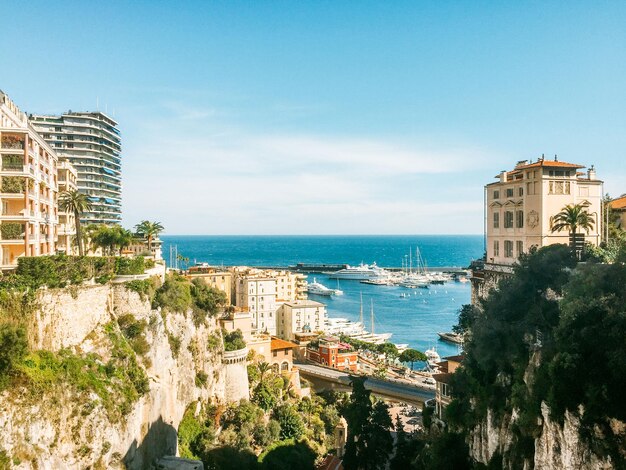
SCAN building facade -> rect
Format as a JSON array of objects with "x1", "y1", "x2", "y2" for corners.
[
  {"x1": 433, "y1": 354, "x2": 464, "y2": 420},
  {"x1": 472, "y1": 157, "x2": 603, "y2": 303},
  {"x1": 0, "y1": 91, "x2": 59, "y2": 268},
  {"x1": 306, "y1": 336, "x2": 358, "y2": 372},
  {"x1": 277, "y1": 300, "x2": 327, "y2": 341},
  {"x1": 609, "y1": 195, "x2": 626, "y2": 230},
  {"x1": 57, "y1": 160, "x2": 77, "y2": 254},
  {"x1": 235, "y1": 275, "x2": 278, "y2": 335},
  {"x1": 30, "y1": 111, "x2": 122, "y2": 225}
]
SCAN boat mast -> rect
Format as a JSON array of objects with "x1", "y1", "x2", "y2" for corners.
[
  {"x1": 359, "y1": 292, "x2": 364, "y2": 326},
  {"x1": 370, "y1": 299, "x2": 375, "y2": 334}
]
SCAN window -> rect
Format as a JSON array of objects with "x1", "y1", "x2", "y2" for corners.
[
  {"x1": 526, "y1": 182, "x2": 533, "y2": 195},
  {"x1": 516, "y1": 211, "x2": 524, "y2": 228},
  {"x1": 493, "y1": 212, "x2": 500, "y2": 229},
  {"x1": 504, "y1": 211, "x2": 514, "y2": 228},
  {"x1": 441, "y1": 383, "x2": 450, "y2": 397},
  {"x1": 516, "y1": 241, "x2": 524, "y2": 255},
  {"x1": 493, "y1": 240, "x2": 500, "y2": 257},
  {"x1": 504, "y1": 240, "x2": 514, "y2": 258},
  {"x1": 518, "y1": 187, "x2": 523, "y2": 197},
  {"x1": 493, "y1": 190, "x2": 500, "y2": 199},
  {"x1": 506, "y1": 188, "x2": 514, "y2": 198}
]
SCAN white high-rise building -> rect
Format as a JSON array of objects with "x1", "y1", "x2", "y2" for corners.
[{"x1": 30, "y1": 112, "x2": 122, "y2": 225}]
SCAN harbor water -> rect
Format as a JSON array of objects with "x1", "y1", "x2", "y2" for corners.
[{"x1": 162, "y1": 235, "x2": 483, "y2": 357}]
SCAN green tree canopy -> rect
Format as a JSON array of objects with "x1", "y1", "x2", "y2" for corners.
[{"x1": 398, "y1": 348, "x2": 427, "y2": 370}]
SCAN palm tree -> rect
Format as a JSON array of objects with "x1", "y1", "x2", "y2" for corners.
[
  {"x1": 134, "y1": 220, "x2": 164, "y2": 251},
  {"x1": 258, "y1": 362, "x2": 271, "y2": 383},
  {"x1": 551, "y1": 203, "x2": 596, "y2": 250},
  {"x1": 59, "y1": 190, "x2": 92, "y2": 256}
]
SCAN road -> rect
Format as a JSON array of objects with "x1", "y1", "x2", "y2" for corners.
[{"x1": 297, "y1": 363, "x2": 435, "y2": 405}]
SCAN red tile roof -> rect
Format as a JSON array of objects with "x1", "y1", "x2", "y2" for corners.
[
  {"x1": 317, "y1": 455, "x2": 344, "y2": 470},
  {"x1": 610, "y1": 195, "x2": 626, "y2": 210},
  {"x1": 271, "y1": 337, "x2": 298, "y2": 351},
  {"x1": 516, "y1": 159, "x2": 585, "y2": 170}
]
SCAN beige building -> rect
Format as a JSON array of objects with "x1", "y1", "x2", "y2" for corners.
[
  {"x1": 0, "y1": 91, "x2": 59, "y2": 268},
  {"x1": 186, "y1": 265, "x2": 234, "y2": 304},
  {"x1": 56, "y1": 160, "x2": 77, "y2": 254},
  {"x1": 235, "y1": 274, "x2": 278, "y2": 335},
  {"x1": 276, "y1": 300, "x2": 327, "y2": 341},
  {"x1": 472, "y1": 157, "x2": 603, "y2": 302}
]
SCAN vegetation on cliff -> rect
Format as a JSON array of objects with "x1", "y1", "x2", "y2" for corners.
[{"x1": 393, "y1": 242, "x2": 626, "y2": 468}]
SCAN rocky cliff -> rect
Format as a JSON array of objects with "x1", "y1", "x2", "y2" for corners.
[
  {"x1": 0, "y1": 283, "x2": 246, "y2": 469},
  {"x1": 469, "y1": 404, "x2": 618, "y2": 469}
]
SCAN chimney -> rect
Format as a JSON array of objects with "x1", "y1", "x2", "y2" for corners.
[
  {"x1": 587, "y1": 165, "x2": 596, "y2": 180},
  {"x1": 554, "y1": 154, "x2": 558, "y2": 161},
  {"x1": 500, "y1": 171, "x2": 508, "y2": 182}
]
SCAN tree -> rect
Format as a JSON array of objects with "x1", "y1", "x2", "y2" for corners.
[
  {"x1": 258, "y1": 439, "x2": 316, "y2": 470},
  {"x1": 399, "y1": 349, "x2": 427, "y2": 371},
  {"x1": 550, "y1": 203, "x2": 596, "y2": 251},
  {"x1": 258, "y1": 362, "x2": 271, "y2": 382},
  {"x1": 90, "y1": 225, "x2": 133, "y2": 255},
  {"x1": 377, "y1": 342, "x2": 398, "y2": 364},
  {"x1": 134, "y1": 220, "x2": 164, "y2": 251},
  {"x1": 452, "y1": 304, "x2": 480, "y2": 334},
  {"x1": 253, "y1": 382, "x2": 277, "y2": 411},
  {"x1": 274, "y1": 405, "x2": 305, "y2": 440},
  {"x1": 343, "y1": 376, "x2": 393, "y2": 470},
  {"x1": 59, "y1": 190, "x2": 92, "y2": 256}
]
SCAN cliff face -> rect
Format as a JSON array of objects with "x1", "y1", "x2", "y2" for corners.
[
  {"x1": 0, "y1": 284, "x2": 244, "y2": 469},
  {"x1": 469, "y1": 404, "x2": 617, "y2": 469}
]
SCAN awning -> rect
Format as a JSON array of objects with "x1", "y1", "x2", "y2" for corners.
[{"x1": 102, "y1": 168, "x2": 116, "y2": 176}]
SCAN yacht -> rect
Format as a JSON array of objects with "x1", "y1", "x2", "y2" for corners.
[
  {"x1": 306, "y1": 278, "x2": 343, "y2": 296},
  {"x1": 437, "y1": 331, "x2": 464, "y2": 344},
  {"x1": 329, "y1": 263, "x2": 390, "y2": 280},
  {"x1": 425, "y1": 347, "x2": 441, "y2": 367}
]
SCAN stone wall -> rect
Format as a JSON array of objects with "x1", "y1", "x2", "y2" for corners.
[{"x1": 223, "y1": 347, "x2": 250, "y2": 402}]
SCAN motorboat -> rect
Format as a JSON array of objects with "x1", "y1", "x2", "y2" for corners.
[
  {"x1": 306, "y1": 278, "x2": 342, "y2": 296},
  {"x1": 437, "y1": 331, "x2": 464, "y2": 344},
  {"x1": 329, "y1": 263, "x2": 390, "y2": 280},
  {"x1": 424, "y1": 347, "x2": 441, "y2": 367}
]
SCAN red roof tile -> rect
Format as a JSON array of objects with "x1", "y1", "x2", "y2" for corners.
[
  {"x1": 516, "y1": 160, "x2": 585, "y2": 170},
  {"x1": 610, "y1": 195, "x2": 626, "y2": 210},
  {"x1": 271, "y1": 337, "x2": 298, "y2": 351}
]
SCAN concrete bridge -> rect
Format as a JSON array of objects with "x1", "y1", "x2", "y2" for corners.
[{"x1": 297, "y1": 363, "x2": 435, "y2": 406}]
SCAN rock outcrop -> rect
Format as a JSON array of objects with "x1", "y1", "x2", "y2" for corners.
[{"x1": 0, "y1": 283, "x2": 246, "y2": 469}]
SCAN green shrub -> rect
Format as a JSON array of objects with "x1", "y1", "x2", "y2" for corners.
[
  {"x1": 154, "y1": 275, "x2": 192, "y2": 313},
  {"x1": 0, "y1": 324, "x2": 28, "y2": 389},
  {"x1": 115, "y1": 257, "x2": 146, "y2": 275},
  {"x1": 223, "y1": 329, "x2": 246, "y2": 352},
  {"x1": 125, "y1": 278, "x2": 159, "y2": 302},
  {"x1": 195, "y1": 371, "x2": 208, "y2": 387},
  {"x1": 168, "y1": 333, "x2": 182, "y2": 358}
]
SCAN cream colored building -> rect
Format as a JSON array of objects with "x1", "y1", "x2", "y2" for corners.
[
  {"x1": 473, "y1": 157, "x2": 603, "y2": 302},
  {"x1": 0, "y1": 91, "x2": 59, "y2": 268},
  {"x1": 277, "y1": 300, "x2": 327, "y2": 341},
  {"x1": 235, "y1": 274, "x2": 278, "y2": 335},
  {"x1": 57, "y1": 160, "x2": 77, "y2": 254}
]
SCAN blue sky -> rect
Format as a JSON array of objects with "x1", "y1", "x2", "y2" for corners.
[{"x1": 2, "y1": 1, "x2": 625, "y2": 234}]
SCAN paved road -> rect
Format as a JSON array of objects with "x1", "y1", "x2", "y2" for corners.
[{"x1": 297, "y1": 363, "x2": 435, "y2": 404}]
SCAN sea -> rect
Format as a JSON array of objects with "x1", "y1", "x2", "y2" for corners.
[{"x1": 161, "y1": 235, "x2": 484, "y2": 358}]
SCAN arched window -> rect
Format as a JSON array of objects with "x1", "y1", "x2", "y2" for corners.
[
  {"x1": 281, "y1": 361, "x2": 289, "y2": 372},
  {"x1": 272, "y1": 363, "x2": 279, "y2": 373}
]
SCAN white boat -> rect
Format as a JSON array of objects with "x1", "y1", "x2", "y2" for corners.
[
  {"x1": 306, "y1": 278, "x2": 342, "y2": 296},
  {"x1": 425, "y1": 347, "x2": 441, "y2": 367},
  {"x1": 329, "y1": 263, "x2": 390, "y2": 280},
  {"x1": 324, "y1": 317, "x2": 366, "y2": 336},
  {"x1": 438, "y1": 331, "x2": 464, "y2": 344}
]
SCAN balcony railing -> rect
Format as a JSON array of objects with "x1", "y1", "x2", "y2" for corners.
[{"x1": 1, "y1": 139, "x2": 24, "y2": 150}]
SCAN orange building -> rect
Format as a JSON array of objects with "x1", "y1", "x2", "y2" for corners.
[{"x1": 307, "y1": 336, "x2": 358, "y2": 372}]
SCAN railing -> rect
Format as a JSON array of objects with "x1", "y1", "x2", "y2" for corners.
[
  {"x1": 222, "y1": 347, "x2": 249, "y2": 364},
  {"x1": 1, "y1": 140, "x2": 24, "y2": 150}
]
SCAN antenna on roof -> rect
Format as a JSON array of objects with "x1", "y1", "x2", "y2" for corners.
[
  {"x1": 96, "y1": 96, "x2": 99, "y2": 111},
  {"x1": 554, "y1": 154, "x2": 558, "y2": 161},
  {"x1": 541, "y1": 153, "x2": 545, "y2": 161}
]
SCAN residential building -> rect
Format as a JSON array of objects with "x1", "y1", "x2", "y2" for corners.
[
  {"x1": 433, "y1": 354, "x2": 464, "y2": 420},
  {"x1": 306, "y1": 336, "x2": 358, "y2": 372},
  {"x1": 235, "y1": 273, "x2": 278, "y2": 335},
  {"x1": 270, "y1": 337, "x2": 297, "y2": 373},
  {"x1": 277, "y1": 299, "x2": 327, "y2": 341},
  {"x1": 56, "y1": 160, "x2": 77, "y2": 254},
  {"x1": 0, "y1": 91, "x2": 59, "y2": 268},
  {"x1": 124, "y1": 236, "x2": 164, "y2": 262},
  {"x1": 30, "y1": 111, "x2": 122, "y2": 225},
  {"x1": 609, "y1": 195, "x2": 626, "y2": 230},
  {"x1": 472, "y1": 157, "x2": 603, "y2": 303},
  {"x1": 275, "y1": 270, "x2": 307, "y2": 301}
]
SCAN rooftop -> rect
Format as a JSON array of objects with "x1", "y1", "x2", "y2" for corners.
[
  {"x1": 271, "y1": 337, "x2": 298, "y2": 351},
  {"x1": 610, "y1": 195, "x2": 626, "y2": 210}
]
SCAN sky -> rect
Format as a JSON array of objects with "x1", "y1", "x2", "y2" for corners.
[{"x1": 1, "y1": 1, "x2": 625, "y2": 234}]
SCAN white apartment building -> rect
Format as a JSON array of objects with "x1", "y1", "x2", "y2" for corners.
[
  {"x1": 31, "y1": 111, "x2": 122, "y2": 225},
  {"x1": 472, "y1": 157, "x2": 603, "y2": 302},
  {"x1": 0, "y1": 91, "x2": 59, "y2": 268},
  {"x1": 277, "y1": 300, "x2": 327, "y2": 341},
  {"x1": 235, "y1": 275, "x2": 278, "y2": 335}
]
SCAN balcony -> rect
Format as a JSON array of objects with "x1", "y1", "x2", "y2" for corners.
[
  {"x1": 1, "y1": 137, "x2": 25, "y2": 150},
  {"x1": 0, "y1": 223, "x2": 25, "y2": 243}
]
